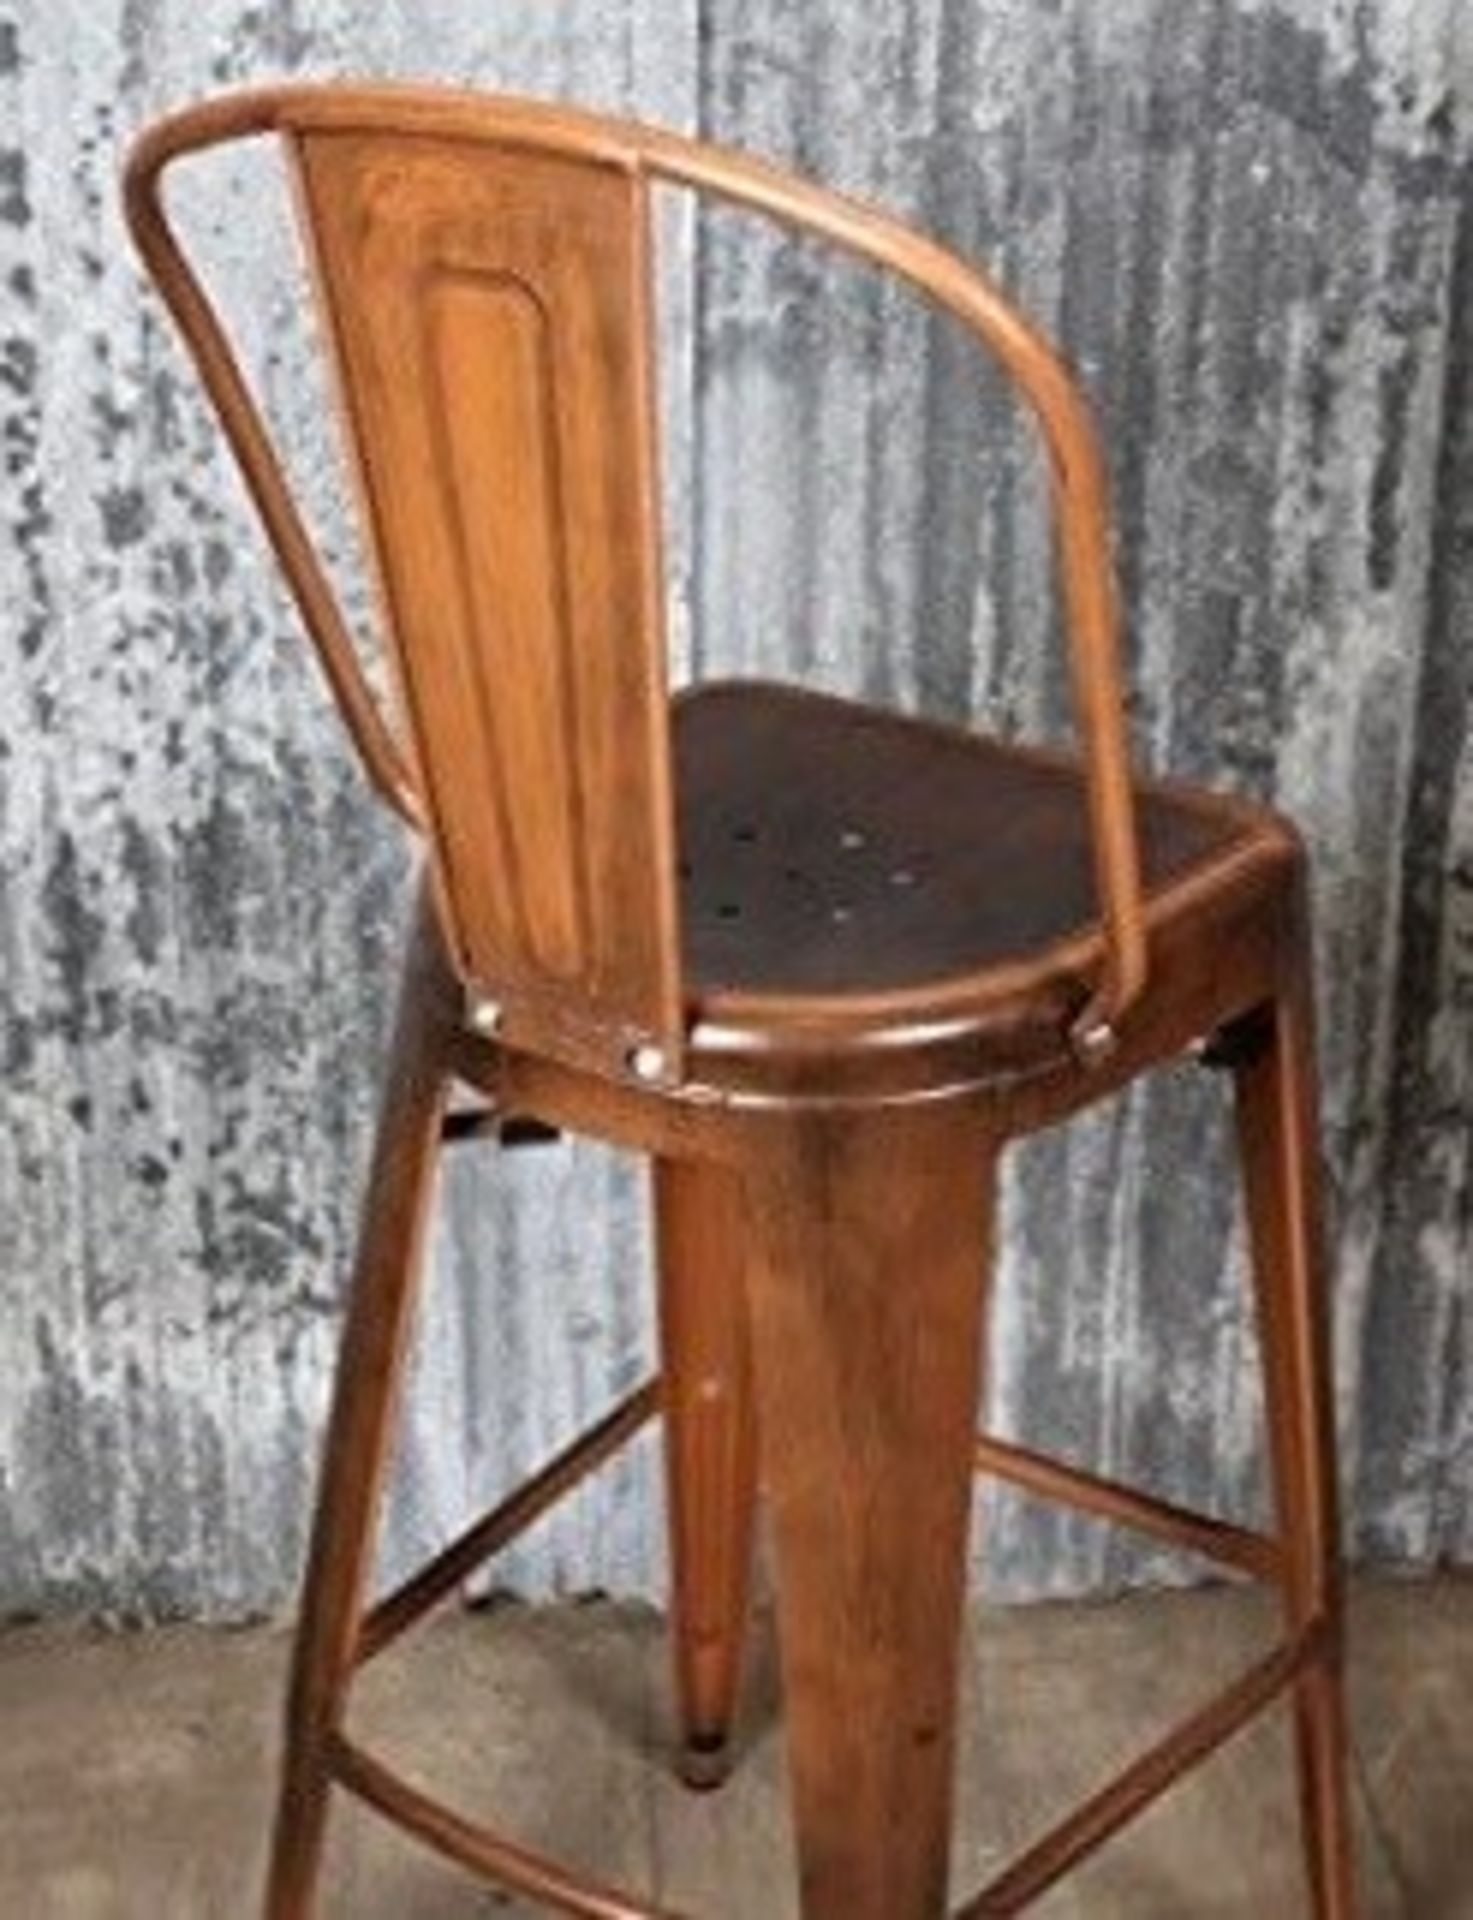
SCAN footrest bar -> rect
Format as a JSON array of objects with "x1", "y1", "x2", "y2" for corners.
[
  {"x1": 357, "y1": 1378, "x2": 662, "y2": 1664},
  {"x1": 953, "y1": 1623, "x2": 1325, "y2": 1916},
  {"x1": 326, "y1": 1729, "x2": 683, "y2": 1920},
  {"x1": 974, "y1": 1433, "x2": 1284, "y2": 1583}
]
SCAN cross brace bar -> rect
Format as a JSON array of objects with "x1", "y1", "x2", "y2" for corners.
[
  {"x1": 952, "y1": 1621, "x2": 1325, "y2": 1915},
  {"x1": 326, "y1": 1728, "x2": 685, "y2": 1920},
  {"x1": 974, "y1": 1433, "x2": 1284, "y2": 1583},
  {"x1": 355, "y1": 1378, "x2": 661, "y2": 1665},
  {"x1": 336, "y1": 1380, "x2": 1304, "y2": 1915}
]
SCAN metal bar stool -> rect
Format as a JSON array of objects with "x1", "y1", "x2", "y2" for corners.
[{"x1": 124, "y1": 84, "x2": 1359, "y2": 1920}]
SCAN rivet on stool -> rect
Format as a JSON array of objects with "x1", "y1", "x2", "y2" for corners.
[
  {"x1": 465, "y1": 995, "x2": 503, "y2": 1038},
  {"x1": 1072, "y1": 1019, "x2": 1118, "y2": 1067},
  {"x1": 628, "y1": 1041, "x2": 669, "y2": 1084}
]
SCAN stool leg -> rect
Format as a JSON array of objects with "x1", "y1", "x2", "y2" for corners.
[
  {"x1": 741, "y1": 1107, "x2": 994, "y2": 1920},
  {"x1": 264, "y1": 931, "x2": 450, "y2": 1919},
  {"x1": 655, "y1": 1158, "x2": 760, "y2": 1789},
  {"x1": 1233, "y1": 963, "x2": 1359, "y2": 1920}
]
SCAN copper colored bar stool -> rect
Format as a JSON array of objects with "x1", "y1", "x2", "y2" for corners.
[{"x1": 124, "y1": 84, "x2": 1359, "y2": 1920}]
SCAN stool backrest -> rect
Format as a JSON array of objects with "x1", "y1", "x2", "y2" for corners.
[{"x1": 125, "y1": 86, "x2": 1147, "y2": 1081}]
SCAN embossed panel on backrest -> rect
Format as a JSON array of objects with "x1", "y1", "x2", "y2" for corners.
[{"x1": 294, "y1": 131, "x2": 681, "y2": 1077}]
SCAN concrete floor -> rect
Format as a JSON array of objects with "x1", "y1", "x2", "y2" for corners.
[{"x1": 1, "y1": 1578, "x2": 1467, "y2": 1918}]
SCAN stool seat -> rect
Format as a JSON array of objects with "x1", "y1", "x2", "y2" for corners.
[
  {"x1": 678, "y1": 680, "x2": 1260, "y2": 1000},
  {"x1": 677, "y1": 681, "x2": 1296, "y2": 1098}
]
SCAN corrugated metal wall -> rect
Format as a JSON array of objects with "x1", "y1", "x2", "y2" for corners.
[{"x1": 1, "y1": 0, "x2": 1469, "y2": 1621}]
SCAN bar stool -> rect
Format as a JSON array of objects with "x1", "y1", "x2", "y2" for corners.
[{"x1": 124, "y1": 85, "x2": 1358, "y2": 1919}]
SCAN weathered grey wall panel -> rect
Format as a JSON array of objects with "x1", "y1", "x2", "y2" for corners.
[
  {"x1": 0, "y1": 0, "x2": 697, "y2": 1619},
  {"x1": 0, "y1": 0, "x2": 1469, "y2": 1620}
]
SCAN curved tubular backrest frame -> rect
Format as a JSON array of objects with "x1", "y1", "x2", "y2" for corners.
[
  {"x1": 123, "y1": 83, "x2": 1147, "y2": 1052},
  {"x1": 124, "y1": 98, "x2": 427, "y2": 831}
]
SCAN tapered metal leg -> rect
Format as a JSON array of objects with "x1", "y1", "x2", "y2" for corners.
[
  {"x1": 264, "y1": 903, "x2": 452, "y2": 1919},
  {"x1": 1233, "y1": 947, "x2": 1360, "y2": 1920},
  {"x1": 741, "y1": 1105, "x2": 995, "y2": 1920},
  {"x1": 655, "y1": 1156, "x2": 760, "y2": 1789}
]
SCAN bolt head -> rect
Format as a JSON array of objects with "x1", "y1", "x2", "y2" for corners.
[
  {"x1": 628, "y1": 1042, "x2": 668, "y2": 1083},
  {"x1": 466, "y1": 996, "x2": 502, "y2": 1038},
  {"x1": 1074, "y1": 1020, "x2": 1118, "y2": 1065}
]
